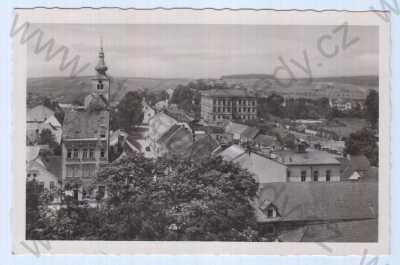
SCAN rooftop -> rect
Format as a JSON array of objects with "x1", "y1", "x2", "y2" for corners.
[
  {"x1": 254, "y1": 134, "x2": 279, "y2": 147},
  {"x1": 63, "y1": 109, "x2": 109, "y2": 140},
  {"x1": 219, "y1": 144, "x2": 246, "y2": 161},
  {"x1": 184, "y1": 135, "x2": 219, "y2": 161},
  {"x1": 27, "y1": 105, "x2": 54, "y2": 123},
  {"x1": 234, "y1": 152, "x2": 287, "y2": 184},
  {"x1": 255, "y1": 182, "x2": 378, "y2": 223},
  {"x1": 201, "y1": 89, "x2": 256, "y2": 98},
  {"x1": 274, "y1": 149, "x2": 341, "y2": 166},
  {"x1": 242, "y1": 126, "x2": 260, "y2": 140}
]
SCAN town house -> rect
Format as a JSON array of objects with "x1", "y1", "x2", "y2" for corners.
[{"x1": 61, "y1": 42, "x2": 110, "y2": 200}]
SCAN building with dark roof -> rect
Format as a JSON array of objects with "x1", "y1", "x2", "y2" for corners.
[
  {"x1": 253, "y1": 182, "x2": 378, "y2": 242},
  {"x1": 61, "y1": 42, "x2": 111, "y2": 200},
  {"x1": 200, "y1": 89, "x2": 258, "y2": 123},
  {"x1": 273, "y1": 149, "x2": 342, "y2": 183}
]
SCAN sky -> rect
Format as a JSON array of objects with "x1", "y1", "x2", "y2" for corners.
[{"x1": 27, "y1": 24, "x2": 379, "y2": 79}]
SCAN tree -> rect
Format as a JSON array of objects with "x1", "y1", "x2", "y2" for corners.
[
  {"x1": 38, "y1": 128, "x2": 61, "y2": 155},
  {"x1": 345, "y1": 128, "x2": 378, "y2": 166},
  {"x1": 365, "y1": 90, "x2": 379, "y2": 128},
  {"x1": 258, "y1": 93, "x2": 284, "y2": 119},
  {"x1": 93, "y1": 154, "x2": 260, "y2": 241},
  {"x1": 111, "y1": 91, "x2": 144, "y2": 131}
]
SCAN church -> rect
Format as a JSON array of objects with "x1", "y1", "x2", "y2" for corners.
[{"x1": 61, "y1": 42, "x2": 111, "y2": 200}]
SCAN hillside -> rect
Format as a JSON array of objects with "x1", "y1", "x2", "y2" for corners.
[
  {"x1": 27, "y1": 74, "x2": 378, "y2": 106},
  {"x1": 27, "y1": 76, "x2": 191, "y2": 105}
]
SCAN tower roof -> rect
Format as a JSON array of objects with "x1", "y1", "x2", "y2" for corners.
[{"x1": 95, "y1": 38, "x2": 108, "y2": 76}]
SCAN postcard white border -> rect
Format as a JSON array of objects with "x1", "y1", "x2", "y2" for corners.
[{"x1": 12, "y1": 8, "x2": 391, "y2": 255}]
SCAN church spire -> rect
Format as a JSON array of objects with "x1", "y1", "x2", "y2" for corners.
[{"x1": 95, "y1": 37, "x2": 108, "y2": 76}]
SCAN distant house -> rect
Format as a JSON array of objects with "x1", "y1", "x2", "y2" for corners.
[
  {"x1": 254, "y1": 182, "x2": 378, "y2": 242},
  {"x1": 27, "y1": 105, "x2": 54, "y2": 123},
  {"x1": 329, "y1": 98, "x2": 353, "y2": 111},
  {"x1": 142, "y1": 100, "x2": 156, "y2": 125},
  {"x1": 27, "y1": 105, "x2": 62, "y2": 144},
  {"x1": 26, "y1": 146, "x2": 61, "y2": 197},
  {"x1": 183, "y1": 134, "x2": 219, "y2": 161},
  {"x1": 157, "y1": 124, "x2": 193, "y2": 156},
  {"x1": 254, "y1": 134, "x2": 281, "y2": 151},
  {"x1": 219, "y1": 144, "x2": 287, "y2": 184},
  {"x1": 274, "y1": 149, "x2": 342, "y2": 183},
  {"x1": 154, "y1": 99, "x2": 168, "y2": 111},
  {"x1": 224, "y1": 121, "x2": 258, "y2": 143},
  {"x1": 147, "y1": 110, "x2": 194, "y2": 156}
]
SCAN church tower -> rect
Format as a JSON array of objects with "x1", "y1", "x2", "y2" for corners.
[{"x1": 91, "y1": 38, "x2": 110, "y2": 103}]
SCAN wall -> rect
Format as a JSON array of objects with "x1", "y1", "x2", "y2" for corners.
[{"x1": 287, "y1": 164, "x2": 341, "y2": 183}]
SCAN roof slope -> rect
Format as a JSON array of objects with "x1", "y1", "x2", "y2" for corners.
[
  {"x1": 255, "y1": 182, "x2": 378, "y2": 223},
  {"x1": 63, "y1": 109, "x2": 109, "y2": 139},
  {"x1": 233, "y1": 152, "x2": 287, "y2": 184},
  {"x1": 275, "y1": 150, "x2": 341, "y2": 165},
  {"x1": 27, "y1": 105, "x2": 54, "y2": 122},
  {"x1": 219, "y1": 144, "x2": 246, "y2": 161},
  {"x1": 241, "y1": 126, "x2": 260, "y2": 140},
  {"x1": 184, "y1": 135, "x2": 219, "y2": 161}
]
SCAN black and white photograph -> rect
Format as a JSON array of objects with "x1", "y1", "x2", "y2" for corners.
[{"x1": 12, "y1": 8, "x2": 390, "y2": 255}]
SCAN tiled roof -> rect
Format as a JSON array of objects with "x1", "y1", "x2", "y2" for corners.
[
  {"x1": 275, "y1": 150, "x2": 341, "y2": 165},
  {"x1": 27, "y1": 105, "x2": 54, "y2": 122},
  {"x1": 254, "y1": 134, "x2": 278, "y2": 147},
  {"x1": 164, "y1": 107, "x2": 194, "y2": 123},
  {"x1": 224, "y1": 121, "x2": 249, "y2": 136},
  {"x1": 241, "y1": 126, "x2": 260, "y2": 140},
  {"x1": 158, "y1": 125, "x2": 193, "y2": 155},
  {"x1": 219, "y1": 144, "x2": 246, "y2": 161},
  {"x1": 301, "y1": 219, "x2": 377, "y2": 242},
  {"x1": 233, "y1": 152, "x2": 287, "y2": 184},
  {"x1": 62, "y1": 109, "x2": 109, "y2": 140},
  {"x1": 184, "y1": 135, "x2": 219, "y2": 161},
  {"x1": 201, "y1": 89, "x2": 256, "y2": 97},
  {"x1": 255, "y1": 182, "x2": 378, "y2": 223}
]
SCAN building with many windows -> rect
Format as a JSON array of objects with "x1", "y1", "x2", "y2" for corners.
[
  {"x1": 200, "y1": 89, "x2": 258, "y2": 123},
  {"x1": 61, "y1": 42, "x2": 110, "y2": 200}
]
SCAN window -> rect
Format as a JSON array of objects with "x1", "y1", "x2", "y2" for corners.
[
  {"x1": 97, "y1": 81, "x2": 103, "y2": 90},
  {"x1": 38, "y1": 181, "x2": 45, "y2": 193},
  {"x1": 82, "y1": 149, "x2": 88, "y2": 160},
  {"x1": 313, "y1": 170, "x2": 319, "y2": 182},
  {"x1": 89, "y1": 149, "x2": 94, "y2": 159},
  {"x1": 67, "y1": 149, "x2": 72, "y2": 159},
  {"x1": 287, "y1": 170, "x2": 291, "y2": 180},
  {"x1": 301, "y1": 170, "x2": 307, "y2": 182},
  {"x1": 326, "y1": 170, "x2": 331, "y2": 182},
  {"x1": 50, "y1": 181, "x2": 55, "y2": 191},
  {"x1": 100, "y1": 149, "x2": 105, "y2": 158},
  {"x1": 267, "y1": 207, "x2": 274, "y2": 218},
  {"x1": 73, "y1": 149, "x2": 79, "y2": 159}
]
